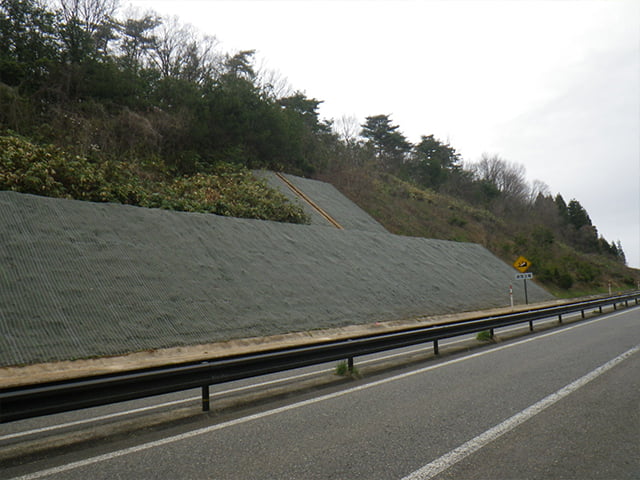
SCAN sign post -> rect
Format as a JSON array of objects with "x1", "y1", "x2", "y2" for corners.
[
  {"x1": 513, "y1": 256, "x2": 532, "y2": 305},
  {"x1": 509, "y1": 284, "x2": 514, "y2": 309}
]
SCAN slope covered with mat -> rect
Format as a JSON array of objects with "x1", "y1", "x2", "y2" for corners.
[
  {"x1": 254, "y1": 170, "x2": 387, "y2": 232},
  {"x1": 0, "y1": 190, "x2": 552, "y2": 367}
]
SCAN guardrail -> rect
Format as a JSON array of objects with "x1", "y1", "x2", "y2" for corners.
[{"x1": 1, "y1": 292, "x2": 638, "y2": 423}]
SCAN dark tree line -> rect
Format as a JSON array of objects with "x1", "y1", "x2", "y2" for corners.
[
  {"x1": 352, "y1": 114, "x2": 626, "y2": 264},
  {"x1": 0, "y1": 0, "x2": 331, "y2": 175}
]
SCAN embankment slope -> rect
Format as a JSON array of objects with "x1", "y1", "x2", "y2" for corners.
[{"x1": 0, "y1": 184, "x2": 551, "y2": 367}]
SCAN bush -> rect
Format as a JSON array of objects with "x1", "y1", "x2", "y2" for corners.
[
  {"x1": 448, "y1": 216, "x2": 467, "y2": 227},
  {"x1": 532, "y1": 226, "x2": 554, "y2": 246},
  {"x1": 556, "y1": 272, "x2": 574, "y2": 289},
  {"x1": 575, "y1": 262, "x2": 598, "y2": 283},
  {"x1": 476, "y1": 330, "x2": 493, "y2": 342},
  {"x1": 140, "y1": 166, "x2": 309, "y2": 223},
  {"x1": 0, "y1": 134, "x2": 107, "y2": 200},
  {"x1": 0, "y1": 134, "x2": 309, "y2": 224}
]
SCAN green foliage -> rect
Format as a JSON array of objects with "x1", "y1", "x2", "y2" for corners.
[
  {"x1": 532, "y1": 226, "x2": 554, "y2": 246},
  {"x1": 476, "y1": 330, "x2": 493, "y2": 342},
  {"x1": 448, "y1": 216, "x2": 467, "y2": 228},
  {"x1": 361, "y1": 114, "x2": 411, "y2": 170},
  {"x1": 0, "y1": 134, "x2": 309, "y2": 224},
  {"x1": 406, "y1": 135, "x2": 462, "y2": 189},
  {"x1": 567, "y1": 199, "x2": 591, "y2": 230},
  {"x1": 0, "y1": 83, "x2": 31, "y2": 131},
  {"x1": 335, "y1": 360, "x2": 359, "y2": 377},
  {"x1": 140, "y1": 168, "x2": 309, "y2": 223},
  {"x1": 319, "y1": 161, "x2": 638, "y2": 296},
  {"x1": 0, "y1": 134, "x2": 108, "y2": 200},
  {"x1": 556, "y1": 273, "x2": 574, "y2": 290},
  {"x1": 574, "y1": 261, "x2": 598, "y2": 283},
  {"x1": 555, "y1": 194, "x2": 569, "y2": 222},
  {"x1": 335, "y1": 360, "x2": 349, "y2": 376},
  {"x1": 0, "y1": 0, "x2": 59, "y2": 88}
]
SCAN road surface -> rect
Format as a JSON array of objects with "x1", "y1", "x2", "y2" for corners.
[{"x1": 3, "y1": 307, "x2": 638, "y2": 479}]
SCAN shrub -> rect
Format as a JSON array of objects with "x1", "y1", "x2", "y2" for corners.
[
  {"x1": 335, "y1": 360, "x2": 359, "y2": 377},
  {"x1": 448, "y1": 216, "x2": 467, "y2": 227},
  {"x1": 556, "y1": 272, "x2": 574, "y2": 289},
  {"x1": 0, "y1": 135, "x2": 309, "y2": 224},
  {"x1": 532, "y1": 226, "x2": 554, "y2": 246},
  {"x1": 476, "y1": 330, "x2": 493, "y2": 342},
  {"x1": 140, "y1": 166, "x2": 309, "y2": 223},
  {"x1": 335, "y1": 361, "x2": 349, "y2": 376},
  {"x1": 0, "y1": 134, "x2": 107, "y2": 200},
  {"x1": 575, "y1": 262, "x2": 598, "y2": 283}
]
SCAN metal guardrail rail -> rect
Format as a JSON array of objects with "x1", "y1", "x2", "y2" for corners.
[{"x1": 1, "y1": 292, "x2": 638, "y2": 423}]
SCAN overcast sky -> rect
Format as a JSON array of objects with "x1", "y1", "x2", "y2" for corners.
[{"x1": 126, "y1": 0, "x2": 640, "y2": 269}]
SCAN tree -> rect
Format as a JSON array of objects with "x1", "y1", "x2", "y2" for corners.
[
  {"x1": 256, "y1": 66, "x2": 292, "y2": 100},
  {"x1": 223, "y1": 49, "x2": 256, "y2": 80},
  {"x1": 529, "y1": 180, "x2": 550, "y2": 204},
  {"x1": 408, "y1": 134, "x2": 461, "y2": 188},
  {"x1": 616, "y1": 240, "x2": 627, "y2": 265},
  {"x1": 118, "y1": 14, "x2": 160, "y2": 72},
  {"x1": 57, "y1": 0, "x2": 119, "y2": 62},
  {"x1": 472, "y1": 154, "x2": 529, "y2": 203},
  {"x1": 0, "y1": 0, "x2": 60, "y2": 88},
  {"x1": 567, "y1": 199, "x2": 591, "y2": 230},
  {"x1": 530, "y1": 192, "x2": 563, "y2": 231},
  {"x1": 147, "y1": 15, "x2": 191, "y2": 78},
  {"x1": 555, "y1": 194, "x2": 569, "y2": 222},
  {"x1": 333, "y1": 115, "x2": 360, "y2": 147},
  {"x1": 279, "y1": 92, "x2": 329, "y2": 134},
  {"x1": 360, "y1": 114, "x2": 411, "y2": 170},
  {"x1": 179, "y1": 34, "x2": 220, "y2": 85}
]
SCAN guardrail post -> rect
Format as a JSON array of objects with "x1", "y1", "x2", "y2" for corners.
[
  {"x1": 581, "y1": 310, "x2": 585, "y2": 319},
  {"x1": 347, "y1": 357, "x2": 354, "y2": 373},
  {"x1": 529, "y1": 320, "x2": 534, "y2": 331},
  {"x1": 558, "y1": 314, "x2": 562, "y2": 324},
  {"x1": 489, "y1": 328, "x2": 494, "y2": 338},
  {"x1": 433, "y1": 339, "x2": 439, "y2": 355},
  {"x1": 202, "y1": 385, "x2": 210, "y2": 412},
  {"x1": 613, "y1": 303, "x2": 617, "y2": 311},
  {"x1": 599, "y1": 306, "x2": 603, "y2": 314}
]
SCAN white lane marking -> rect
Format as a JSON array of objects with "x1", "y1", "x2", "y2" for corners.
[
  {"x1": 0, "y1": 398, "x2": 194, "y2": 442},
  {"x1": 0, "y1": 317, "x2": 563, "y2": 442},
  {"x1": 401, "y1": 343, "x2": 640, "y2": 480},
  {"x1": 9, "y1": 309, "x2": 634, "y2": 480}
]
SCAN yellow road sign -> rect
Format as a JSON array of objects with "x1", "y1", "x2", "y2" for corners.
[{"x1": 513, "y1": 256, "x2": 532, "y2": 273}]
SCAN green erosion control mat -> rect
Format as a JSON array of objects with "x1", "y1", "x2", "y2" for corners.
[
  {"x1": 0, "y1": 187, "x2": 552, "y2": 367},
  {"x1": 254, "y1": 171, "x2": 388, "y2": 232}
]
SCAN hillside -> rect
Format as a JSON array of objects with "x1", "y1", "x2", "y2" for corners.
[
  {"x1": 1, "y1": 0, "x2": 637, "y2": 299},
  {"x1": 0, "y1": 189, "x2": 553, "y2": 367},
  {"x1": 316, "y1": 163, "x2": 640, "y2": 297}
]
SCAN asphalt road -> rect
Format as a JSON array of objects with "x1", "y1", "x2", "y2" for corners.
[{"x1": 4, "y1": 307, "x2": 639, "y2": 479}]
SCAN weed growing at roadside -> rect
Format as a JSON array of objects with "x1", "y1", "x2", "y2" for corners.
[
  {"x1": 476, "y1": 330, "x2": 494, "y2": 342},
  {"x1": 335, "y1": 360, "x2": 360, "y2": 378}
]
